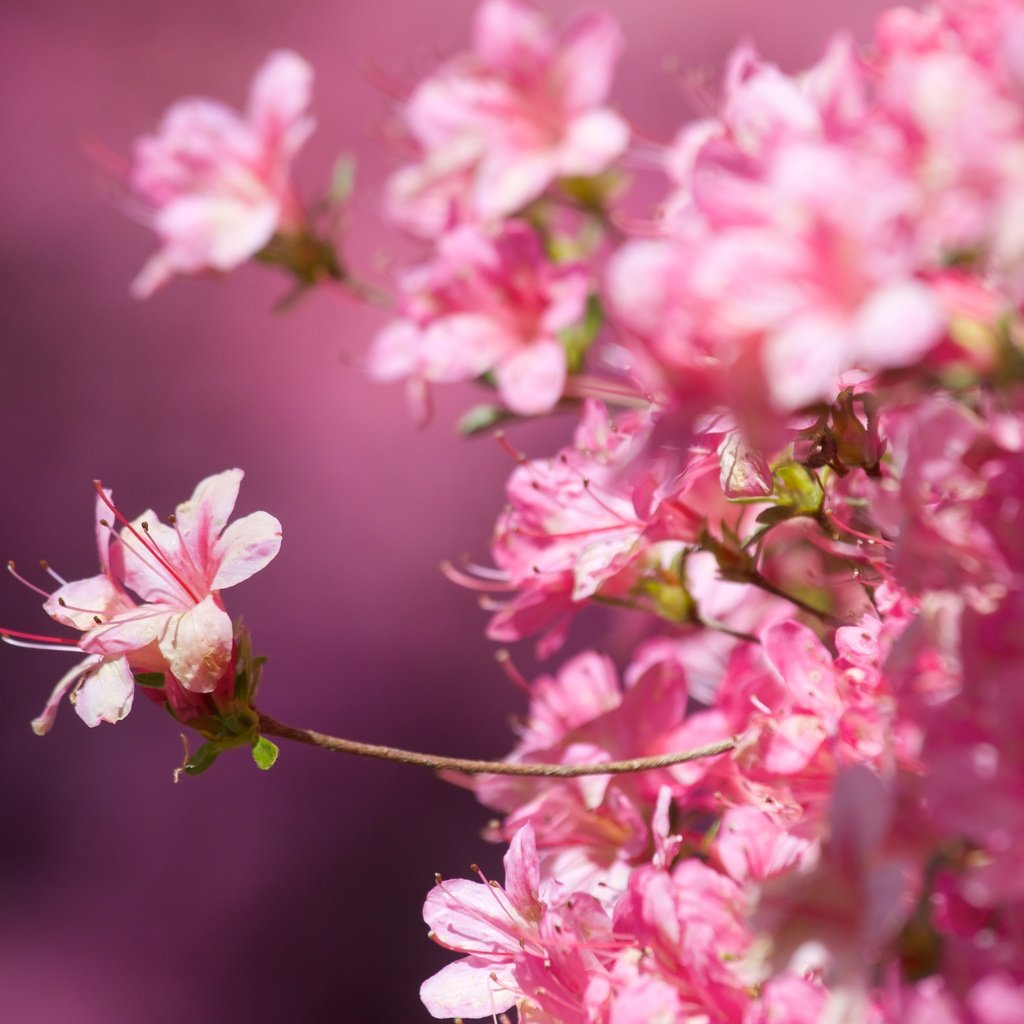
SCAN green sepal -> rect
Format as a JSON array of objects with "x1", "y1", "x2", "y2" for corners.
[
  {"x1": 133, "y1": 672, "x2": 165, "y2": 689},
  {"x1": 232, "y1": 621, "x2": 267, "y2": 702},
  {"x1": 560, "y1": 293, "x2": 604, "y2": 375},
  {"x1": 755, "y1": 504, "x2": 800, "y2": 527},
  {"x1": 642, "y1": 579, "x2": 696, "y2": 624},
  {"x1": 558, "y1": 170, "x2": 627, "y2": 212},
  {"x1": 699, "y1": 525, "x2": 756, "y2": 583},
  {"x1": 459, "y1": 403, "x2": 511, "y2": 437},
  {"x1": 183, "y1": 742, "x2": 222, "y2": 776},
  {"x1": 329, "y1": 154, "x2": 357, "y2": 205},
  {"x1": 772, "y1": 462, "x2": 824, "y2": 516},
  {"x1": 251, "y1": 737, "x2": 280, "y2": 771}
]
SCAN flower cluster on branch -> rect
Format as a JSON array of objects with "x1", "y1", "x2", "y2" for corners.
[{"x1": 7, "y1": 0, "x2": 1024, "y2": 1020}]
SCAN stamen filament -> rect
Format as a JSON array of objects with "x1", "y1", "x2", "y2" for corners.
[
  {"x1": 39, "y1": 560, "x2": 68, "y2": 586},
  {"x1": 94, "y1": 482, "x2": 200, "y2": 603},
  {"x1": 1, "y1": 635, "x2": 80, "y2": 652},
  {"x1": 0, "y1": 626, "x2": 79, "y2": 646},
  {"x1": 6, "y1": 561, "x2": 52, "y2": 600}
]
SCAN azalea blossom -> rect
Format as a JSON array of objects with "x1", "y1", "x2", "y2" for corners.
[
  {"x1": 369, "y1": 221, "x2": 589, "y2": 415},
  {"x1": 386, "y1": 0, "x2": 629, "y2": 236},
  {"x1": 6, "y1": 470, "x2": 281, "y2": 734},
  {"x1": 129, "y1": 50, "x2": 314, "y2": 296}
]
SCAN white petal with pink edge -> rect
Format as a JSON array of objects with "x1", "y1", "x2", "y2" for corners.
[
  {"x1": 74, "y1": 657, "x2": 136, "y2": 728},
  {"x1": 45, "y1": 574, "x2": 130, "y2": 631},
  {"x1": 420, "y1": 959, "x2": 518, "y2": 1020},
  {"x1": 247, "y1": 50, "x2": 314, "y2": 157},
  {"x1": 158, "y1": 596, "x2": 233, "y2": 693},
  {"x1": 31, "y1": 656, "x2": 102, "y2": 736},
  {"x1": 212, "y1": 512, "x2": 283, "y2": 590},
  {"x1": 155, "y1": 196, "x2": 279, "y2": 272},
  {"x1": 175, "y1": 469, "x2": 243, "y2": 574}
]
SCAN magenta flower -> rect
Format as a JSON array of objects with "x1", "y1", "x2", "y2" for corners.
[
  {"x1": 12, "y1": 470, "x2": 281, "y2": 734},
  {"x1": 129, "y1": 51, "x2": 314, "y2": 296}
]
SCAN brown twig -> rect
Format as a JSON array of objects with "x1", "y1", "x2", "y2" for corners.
[{"x1": 257, "y1": 712, "x2": 736, "y2": 777}]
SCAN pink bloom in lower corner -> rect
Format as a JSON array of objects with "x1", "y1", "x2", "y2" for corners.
[
  {"x1": 421, "y1": 824, "x2": 617, "y2": 1021},
  {"x1": 369, "y1": 220, "x2": 588, "y2": 415},
  {"x1": 10, "y1": 470, "x2": 281, "y2": 734},
  {"x1": 129, "y1": 51, "x2": 314, "y2": 297}
]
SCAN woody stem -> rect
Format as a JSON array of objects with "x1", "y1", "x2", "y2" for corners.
[{"x1": 256, "y1": 711, "x2": 735, "y2": 777}]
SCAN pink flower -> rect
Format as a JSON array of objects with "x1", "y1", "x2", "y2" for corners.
[
  {"x1": 474, "y1": 650, "x2": 732, "y2": 892},
  {"x1": 14, "y1": 470, "x2": 281, "y2": 734},
  {"x1": 607, "y1": 38, "x2": 956, "y2": 443},
  {"x1": 612, "y1": 859, "x2": 755, "y2": 1022},
  {"x1": 369, "y1": 221, "x2": 588, "y2": 415},
  {"x1": 386, "y1": 0, "x2": 628, "y2": 235},
  {"x1": 421, "y1": 824, "x2": 615, "y2": 1020},
  {"x1": 129, "y1": 51, "x2": 313, "y2": 296}
]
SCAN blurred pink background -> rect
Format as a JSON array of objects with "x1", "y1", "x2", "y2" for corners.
[{"x1": 0, "y1": 1, "x2": 892, "y2": 1020}]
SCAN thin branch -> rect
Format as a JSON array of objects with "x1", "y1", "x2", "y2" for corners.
[
  {"x1": 746, "y1": 569, "x2": 844, "y2": 628},
  {"x1": 257, "y1": 712, "x2": 735, "y2": 777}
]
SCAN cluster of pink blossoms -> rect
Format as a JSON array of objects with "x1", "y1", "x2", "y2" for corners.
[
  {"x1": 62, "y1": 0, "x2": 1024, "y2": 1018},
  {"x1": 368, "y1": 0, "x2": 1024, "y2": 1020}
]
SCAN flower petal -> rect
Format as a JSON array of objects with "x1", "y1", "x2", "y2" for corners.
[
  {"x1": 157, "y1": 596, "x2": 233, "y2": 693},
  {"x1": 554, "y1": 10, "x2": 624, "y2": 111},
  {"x1": 420, "y1": 958, "x2": 517, "y2": 1020},
  {"x1": 45, "y1": 574, "x2": 130, "y2": 631},
  {"x1": 31, "y1": 656, "x2": 101, "y2": 736},
  {"x1": 211, "y1": 511, "x2": 283, "y2": 590},
  {"x1": 82, "y1": 605, "x2": 166, "y2": 659},
  {"x1": 495, "y1": 336, "x2": 566, "y2": 415},
  {"x1": 74, "y1": 657, "x2": 135, "y2": 728},
  {"x1": 173, "y1": 469, "x2": 243, "y2": 576},
  {"x1": 247, "y1": 51, "x2": 315, "y2": 160}
]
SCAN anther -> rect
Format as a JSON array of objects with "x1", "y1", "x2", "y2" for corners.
[
  {"x1": 93, "y1": 615, "x2": 102, "y2": 624},
  {"x1": 58, "y1": 598, "x2": 67, "y2": 607},
  {"x1": 167, "y1": 513, "x2": 177, "y2": 525},
  {"x1": 39, "y1": 560, "x2": 49, "y2": 570},
  {"x1": 434, "y1": 873, "x2": 443, "y2": 884},
  {"x1": 99, "y1": 518, "x2": 110, "y2": 528},
  {"x1": 470, "y1": 864, "x2": 480, "y2": 874},
  {"x1": 141, "y1": 521, "x2": 150, "y2": 532}
]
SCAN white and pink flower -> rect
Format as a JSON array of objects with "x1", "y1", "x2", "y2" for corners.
[
  {"x1": 129, "y1": 51, "x2": 314, "y2": 296},
  {"x1": 370, "y1": 221, "x2": 589, "y2": 415},
  {"x1": 386, "y1": 0, "x2": 628, "y2": 236},
  {"x1": 8, "y1": 470, "x2": 281, "y2": 734}
]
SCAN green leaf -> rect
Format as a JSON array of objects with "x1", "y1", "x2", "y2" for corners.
[
  {"x1": 184, "y1": 742, "x2": 222, "y2": 776},
  {"x1": 133, "y1": 672, "x2": 165, "y2": 689},
  {"x1": 251, "y1": 737, "x2": 280, "y2": 771}
]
